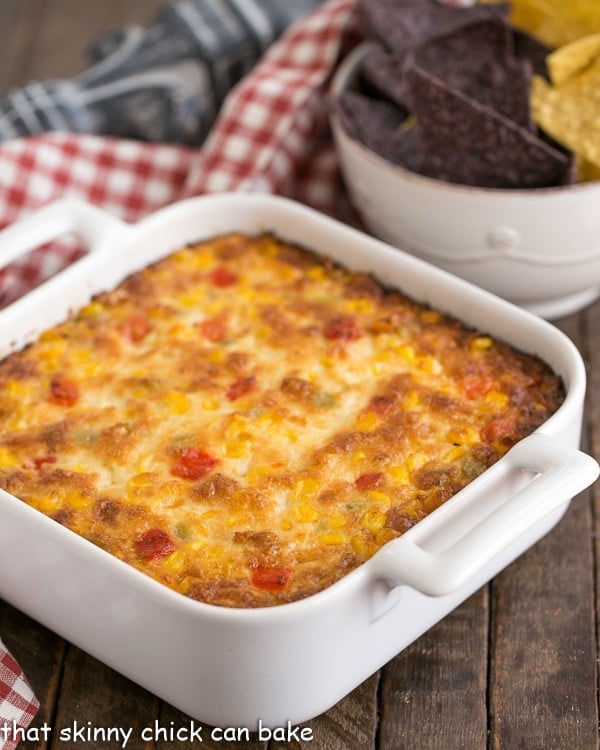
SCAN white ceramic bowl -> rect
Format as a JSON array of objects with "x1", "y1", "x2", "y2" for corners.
[{"x1": 330, "y1": 43, "x2": 600, "y2": 319}]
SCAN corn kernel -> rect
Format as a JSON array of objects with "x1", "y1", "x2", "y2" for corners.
[
  {"x1": 351, "y1": 534, "x2": 376, "y2": 559},
  {"x1": 417, "y1": 355, "x2": 442, "y2": 374},
  {"x1": 407, "y1": 453, "x2": 429, "y2": 473},
  {"x1": 366, "y1": 490, "x2": 392, "y2": 511},
  {"x1": 127, "y1": 473, "x2": 156, "y2": 492},
  {"x1": 179, "y1": 289, "x2": 205, "y2": 308},
  {"x1": 226, "y1": 514, "x2": 246, "y2": 528},
  {"x1": 445, "y1": 446, "x2": 467, "y2": 462},
  {"x1": 202, "y1": 397, "x2": 220, "y2": 411},
  {"x1": 246, "y1": 466, "x2": 273, "y2": 483},
  {"x1": 351, "y1": 449, "x2": 367, "y2": 463},
  {"x1": 387, "y1": 465, "x2": 409, "y2": 483},
  {"x1": 484, "y1": 390, "x2": 509, "y2": 409},
  {"x1": 277, "y1": 266, "x2": 298, "y2": 282},
  {"x1": 199, "y1": 510, "x2": 218, "y2": 521},
  {"x1": 402, "y1": 390, "x2": 420, "y2": 409},
  {"x1": 39, "y1": 329, "x2": 63, "y2": 342},
  {"x1": 85, "y1": 362, "x2": 102, "y2": 377},
  {"x1": 447, "y1": 426, "x2": 480, "y2": 446},
  {"x1": 471, "y1": 336, "x2": 494, "y2": 352},
  {"x1": 329, "y1": 514, "x2": 347, "y2": 529},
  {"x1": 319, "y1": 532, "x2": 346, "y2": 545},
  {"x1": 225, "y1": 440, "x2": 249, "y2": 458},
  {"x1": 163, "y1": 551, "x2": 186, "y2": 574},
  {"x1": 172, "y1": 248, "x2": 195, "y2": 265},
  {"x1": 0, "y1": 447, "x2": 17, "y2": 468},
  {"x1": 307, "y1": 266, "x2": 326, "y2": 281},
  {"x1": 187, "y1": 539, "x2": 209, "y2": 552},
  {"x1": 360, "y1": 509, "x2": 387, "y2": 533},
  {"x1": 158, "y1": 480, "x2": 187, "y2": 510},
  {"x1": 36, "y1": 495, "x2": 61, "y2": 514},
  {"x1": 398, "y1": 344, "x2": 416, "y2": 362},
  {"x1": 294, "y1": 477, "x2": 319, "y2": 499},
  {"x1": 190, "y1": 250, "x2": 213, "y2": 270},
  {"x1": 344, "y1": 298, "x2": 374, "y2": 314},
  {"x1": 356, "y1": 411, "x2": 378, "y2": 432},
  {"x1": 6, "y1": 380, "x2": 28, "y2": 397},
  {"x1": 66, "y1": 491, "x2": 91, "y2": 509},
  {"x1": 208, "y1": 348, "x2": 225, "y2": 364},
  {"x1": 79, "y1": 301, "x2": 104, "y2": 317},
  {"x1": 421, "y1": 310, "x2": 442, "y2": 324},
  {"x1": 164, "y1": 391, "x2": 190, "y2": 414},
  {"x1": 280, "y1": 519, "x2": 293, "y2": 531},
  {"x1": 375, "y1": 528, "x2": 397, "y2": 546},
  {"x1": 294, "y1": 503, "x2": 319, "y2": 523}
]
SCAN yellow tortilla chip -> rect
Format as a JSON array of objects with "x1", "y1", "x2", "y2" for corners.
[
  {"x1": 547, "y1": 34, "x2": 600, "y2": 85},
  {"x1": 509, "y1": 0, "x2": 600, "y2": 48},
  {"x1": 532, "y1": 63, "x2": 600, "y2": 169},
  {"x1": 577, "y1": 157, "x2": 600, "y2": 183}
]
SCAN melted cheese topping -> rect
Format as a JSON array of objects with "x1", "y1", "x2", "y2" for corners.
[{"x1": 0, "y1": 233, "x2": 564, "y2": 607}]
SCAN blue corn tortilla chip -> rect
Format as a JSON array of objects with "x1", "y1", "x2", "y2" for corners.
[
  {"x1": 513, "y1": 27, "x2": 552, "y2": 79},
  {"x1": 360, "y1": 45, "x2": 412, "y2": 111},
  {"x1": 330, "y1": 91, "x2": 408, "y2": 147},
  {"x1": 406, "y1": 65, "x2": 574, "y2": 188},
  {"x1": 413, "y1": 18, "x2": 534, "y2": 130},
  {"x1": 330, "y1": 91, "x2": 424, "y2": 172},
  {"x1": 358, "y1": 0, "x2": 510, "y2": 53}
]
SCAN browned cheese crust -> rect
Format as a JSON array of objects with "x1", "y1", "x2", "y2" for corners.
[{"x1": 0, "y1": 233, "x2": 565, "y2": 607}]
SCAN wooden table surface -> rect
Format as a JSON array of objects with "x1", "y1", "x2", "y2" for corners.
[{"x1": 1, "y1": 2, "x2": 599, "y2": 749}]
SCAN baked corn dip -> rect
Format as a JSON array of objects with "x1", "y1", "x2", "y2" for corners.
[{"x1": 0, "y1": 233, "x2": 564, "y2": 607}]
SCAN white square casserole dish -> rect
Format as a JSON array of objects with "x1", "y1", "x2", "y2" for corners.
[{"x1": 0, "y1": 193, "x2": 597, "y2": 728}]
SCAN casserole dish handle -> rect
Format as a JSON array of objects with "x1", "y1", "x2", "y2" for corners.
[
  {"x1": 0, "y1": 198, "x2": 128, "y2": 268},
  {"x1": 369, "y1": 433, "x2": 599, "y2": 597}
]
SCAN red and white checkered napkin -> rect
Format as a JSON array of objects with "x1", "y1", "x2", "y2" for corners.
[
  {"x1": 0, "y1": 0, "x2": 358, "y2": 308},
  {"x1": 0, "y1": 640, "x2": 39, "y2": 750},
  {"x1": 0, "y1": 0, "x2": 358, "y2": 741}
]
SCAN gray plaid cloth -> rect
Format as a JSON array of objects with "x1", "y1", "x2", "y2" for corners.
[{"x1": 0, "y1": 0, "x2": 323, "y2": 145}]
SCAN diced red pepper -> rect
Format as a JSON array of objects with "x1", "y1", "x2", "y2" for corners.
[
  {"x1": 200, "y1": 316, "x2": 227, "y2": 342},
  {"x1": 460, "y1": 375, "x2": 497, "y2": 399},
  {"x1": 482, "y1": 415, "x2": 517, "y2": 443},
  {"x1": 31, "y1": 455, "x2": 57, "y2": 470},
  {"x1": 251, "y1": 566, "x2": 290, "y2": 592},
  {"x1": 355, "y1": 472, "x2": 383, "y2": 491},
  {"x1": 135, "y1": 528, "x2": 176, "y2": 561},
  {"x1": 49, "y1": 375, "x2": 79, "y2": 407},
  {"x1": 208, "y1": 267, "x2": 237, "y2": 287},
  {"x1": 119, "y1": 313, "x2": 152, "y2": 343},
  {"x1": 171, "y1": 448, "x2": 219, "y2": 480},
  {"x1": 226, "y1": 375, "x2": 256, "y2": 401},
  {"x1": 324, "y1": 316, "x2": 363, "y2": 341},
  {"x1": 370, "y1": 394, "x2": 395, "y2": 416}
]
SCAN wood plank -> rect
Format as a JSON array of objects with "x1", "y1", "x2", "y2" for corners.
[
  {"x1": 378, "y1": 588, "x2": 489, "y2": 750},
  {"x1": 155, "y1": 672, "x2": 378, "y2": 750},
  {"x1": 582, "y1": 300, "x2": 600, "y2": 750},
  {"x1": 48, "y1": 646, "x2": 160, "y2": 750},
  {"x1": 490, "y1": 494, "x2": 597, "y2": 750},
  {"x1": 0, "y1": 601, "x2": 65, "y2": 750},
  {"x1": 0, "y1": 0, "x2": 48, "y2": 92},
  {"x1": 156, "y1": 702, "x2": 266, "y2": 750},
  {"x1": 300, "y1": 674, "x2": 379, "y2": 750},
  {"x1": 489, "y1": 309, "x2": 598, "y2": 749},
  {"x1": 25, "y1": 0, "x2": 162, "y2": 81}
]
